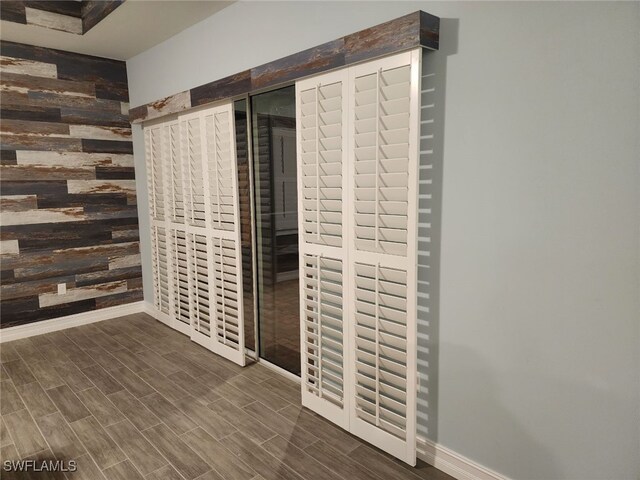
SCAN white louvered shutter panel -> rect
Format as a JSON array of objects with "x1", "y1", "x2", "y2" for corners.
[
  {"x1": 347, "y1": 50, "x2": 420, "y2": 465},
  {"x1": 181, "y1": 113, "x2": 207, "y2": 228},
  {"x1": 145, "y1": 125, "x2": 171, "y2": 318},
  {"x1": 296, "y1": 69, "x2": 350, "y2": 429},
  {"x1": 202, "y1": 103, "x2": 245, "y2": 366}
]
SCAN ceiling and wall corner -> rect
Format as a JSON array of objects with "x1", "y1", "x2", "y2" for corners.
[{"x1": 0, "y1": 1, "x2": 234, "y2": 60}]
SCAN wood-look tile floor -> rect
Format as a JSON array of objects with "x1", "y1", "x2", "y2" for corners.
[{"x1": 0, "y1": 313, "x2": 452, "y2": 480}]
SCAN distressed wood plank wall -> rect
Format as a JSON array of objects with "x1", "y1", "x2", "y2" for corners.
[{"x1": 0, "y1": 41, "x2": 141, "y2": 328}]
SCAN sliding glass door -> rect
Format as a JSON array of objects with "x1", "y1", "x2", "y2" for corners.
[{"x1": 249, "y1": 86, "x2": 300, "y2": 375}]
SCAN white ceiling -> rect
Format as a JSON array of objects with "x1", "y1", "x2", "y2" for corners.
[{"x1": 0, "y1": 1, "x2": 233, "y2": 60}]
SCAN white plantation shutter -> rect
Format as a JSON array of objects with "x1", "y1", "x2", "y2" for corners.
[
  {"x1": 297, "y1": 69, "x2": 350, "y2": 429},
  {"x1": 144, "y1": 101, "x2": 245, "y2": 366},
  {"x1": 347, "y1": 50, "x2": 420, "y2": 465},
  {"x1": 297, "y1": 50, "x2": 420, "y2": 465}
]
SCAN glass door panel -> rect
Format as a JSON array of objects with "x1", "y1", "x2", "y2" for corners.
[{"x1": 251, "y1": 86, "x2": 300, "y2": 375}]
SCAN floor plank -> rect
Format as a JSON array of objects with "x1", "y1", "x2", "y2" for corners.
[
  {"x1": 46, "y1": 384, "x2": 91, "y2": 423},
  {"x1": 105, "y1": 419, "x2": 167, "y2": 476},
  {"x1": 3, "y1": 409, "x2": 48, "y2": 457},
  {"x1": 181, "y1": 427, "x2": 256, "y2": 480},
  {"x1": 107, "y1": 389, "x2": 161, "y2": 431},
  {"x1": 36, "y1": 411, "x2": 87, "y2": 460},
  {"x1": 76, "y1": 387, "x2": 124, "y2": 427},
  {"x1": 69, "y1": 415, "x2": 126, "y2": 470},
  {"x1": 142, "y1": 423, "x2": 211, "y2": 480},
  {"x1": 15, "y1": 381, "x2": 58, "y2": 418}
]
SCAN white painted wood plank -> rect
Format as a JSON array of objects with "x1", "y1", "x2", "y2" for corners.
[
  {"x1": 16, "y1": 151, "x2": 133, "y2": 167},
  {"x1": 0, "y1": 56, "x2": 57, "y2": 78},
  {"x1": 25, "y1": 7, "x2": 82, "y2": 35},
  {"x1": 108, "y1": 254, "x2": 141, "y2": 270},
  {"x1": 0, "y1": 240, "x2": 20, "y2": 256},
  {"x1": 38, "y1": 280, "x2": 128, "y2": 308},
  {"x1": 68, "y1": 125, "x2": 131, "y2": 141},
  {"x1": 67, "y1": 180, "x2": 136, "y2": 195},
  {"x1": 0, "y1": 208, "x2": 85, "y2": 226}
]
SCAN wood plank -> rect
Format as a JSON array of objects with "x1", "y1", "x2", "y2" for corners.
[
  {"x1": 141, "y1": 423, "x2": 211, "y2": 480},
  {"x1": 102, "y1": 460, "x2": 144, "y2": 480},
  {"x1": 69, "y1": 124, "x2": 131, "y2": 141},
  {"x1": 261, "y1": 435, "x2": 335, "y2": 480},
  {"x1": 38, "y1": 279, "x2": 127, "y2": 307},
  {"x1": 172, "y1": 396, "x2": 236, "y2": 440},
  {"x1": 2, "y1": 359, "x2": 36, "y2": 386},
  {"x1": 207, "y1": 398, "x2": 275, "y2": 443},
  {"x1": 251, "y1": 39, "x2": 344, "y2": 91},
  {"x1": 0, "y1": 55, "x2": 57, "y2": 78},
  {"x1": 1, "y1": 104, "x2": 61, "y2": 122},
  {"x1": 105, "y1": 420, "x2": 167, "y2": 476},
  {"x1": 139, "y1": 392, "x2": 197, "y2": 435},
  {"x1": 28, "y1": 360, "x2": 65, "y2": 390},
  {"x1": 1, "y1": 71, "x2": 95, "y2": 97},
  {"x1": 24, "y1": 7, "x2": 83, "y2": 34},
  {"x1": 0, "y1": 380, "x2": 26, "y2": 414},
  {"x1": 67, "y1": 179, "x2": 136, "y2": 194},
  {"x1": 15, "y1": 381, "x2": 58, "y2": 418},
  {"x1": 79, "y1": 365, "x2": 123, "y2": 395},
  {"x1": 3, "y1": 408, "x2": 48, "y2": 457},
  {"x1": 221, "y1": 431, "x2": 303, "y2": 480},
  {"x1": 181, "y1": 427, "x2": 255, "y2": 480},
  {"x1": 24, "y1": 1, "x2": 82, "y2": 17},
  {"x1": 16, "y1": 150, "x2": 133, "y2": 167},
  {"x1": 146, "y1": 90, "x2": 190, "y2": 119},
  {"x1": 46, "y1": 384, "x2": 91, "y2": 422},
  {"x1": 0, "y1": 165, "x2": 96, "y2": 180},
  {"x1": 81, "y1": 138, "x2": 133, "y2": 154},
  {"x1": 242, "y1": 401, "x2": 318, "y2": 449},
  {"x1": 190, "y1": 70, "x2": 252, "y2": 108},
  {"x1": 0, "y1": 418, "x2": 12, "y2": 448},
  {"x1": 0, "y1": 2, "x2": 26, "y2": 24},
  {"x1": 69, "y1": 415, "x2": 126, "y2": 470},
  {"x1": 70, "y1": 454, "x2": 106, "y2": 480},
  {"x1": 0, "y1": 133, "x2": 83, "y2": 151},
  {"x1": 107, "y1": 389, "x2": 160, "y2": 431},
  {"x1": 81, "y1": 0, "x2": 124, "y2": 33},
  {"x1": 77, "y1": 387, "x2": 124, "y2": 427},
  {"x1": 0, "y1": 194, "x2": 38, "y2": 211},
  {"x1": 36, "y1": 411, "x2": 87, "y2": 460}
]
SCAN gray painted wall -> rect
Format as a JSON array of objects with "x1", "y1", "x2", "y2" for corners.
[{"x1": 127, "y1": 2, "x2": 640, "y2": 479}]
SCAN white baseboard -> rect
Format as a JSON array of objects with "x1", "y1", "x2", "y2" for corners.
[
  {"x1": 417, "y1": 436, "x2": 509, "y2": 480},
  {"x1": 0, "y1": 301, "x2": 146, "y2": 343}
]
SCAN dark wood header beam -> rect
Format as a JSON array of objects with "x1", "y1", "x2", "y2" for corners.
[{"x1": 129, "y1": 10, "x2": 439, "y2": 124}]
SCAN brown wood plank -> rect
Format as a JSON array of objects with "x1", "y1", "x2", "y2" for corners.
[
  {"x1": 190, "y1": 70, "x2": 252, "y2": 108},
  {"x1": 251, "y1": 39, "x2": 344, "y2": 91},
  {"x1": 0, "y1": 2, "x2": 27, "y2": 24},
  {"x1": 81, "y1": 0, "x2": 124, "y2": 33}
]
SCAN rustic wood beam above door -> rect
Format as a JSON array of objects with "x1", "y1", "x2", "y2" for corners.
[{"x1": 129, "y1": 10, "x2": 439, "y2": 124}]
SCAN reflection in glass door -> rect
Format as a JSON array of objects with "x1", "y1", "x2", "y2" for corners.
[{"x1": 251, "y1": 86, "x2": 300, "y2": 375}]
